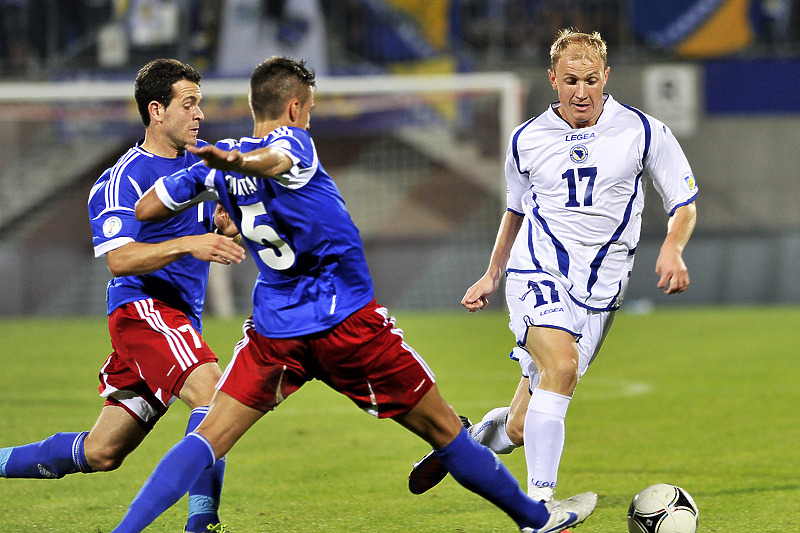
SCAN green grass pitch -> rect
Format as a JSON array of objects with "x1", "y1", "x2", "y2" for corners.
[{"x1": 1, "y1": 306, "x2": 798, "y2": 532}]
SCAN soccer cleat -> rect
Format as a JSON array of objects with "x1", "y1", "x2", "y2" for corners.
[
  {"x1": 408, "y1": 415, "x2": 471, "y2": 494},
  {"x1": 186, "y1": 525, "x2": 228, "y2": 533},
  {"x1": 520, "y1": 491, "x2": 597, "y2": 533}
]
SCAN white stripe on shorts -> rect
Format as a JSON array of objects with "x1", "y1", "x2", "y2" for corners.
[{"x1": 133, "y1": 299, "x2": 198, "y2": 371}]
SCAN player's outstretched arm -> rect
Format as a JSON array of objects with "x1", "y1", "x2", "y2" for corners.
[
  {"x1": 656, "y1": 202, "x2": 697, "y2": 295},
  {"x1": 186, "y1": 144, "x2": 293, "y2": 179}
]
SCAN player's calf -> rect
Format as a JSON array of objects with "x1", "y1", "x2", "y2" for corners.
[{"x1": 0, "y1": 432, "x2": 92, "y2": 478}]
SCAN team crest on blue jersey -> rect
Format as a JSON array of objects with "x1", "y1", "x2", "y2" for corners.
[
  {"x1": 570, "y1": 144, "x2": 589, "y2": 163},
  {"x1": 103, "y1": 216, "x2": 122, "y2": 238},
  {"x1": 684, "y1": 173, "x2": 697, "y2": 190}
]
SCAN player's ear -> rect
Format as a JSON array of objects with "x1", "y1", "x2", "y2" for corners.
[
  {"x1": 148, "y1": 100, "x2": 164, "y2": 124},
  {"x1": 548, "y1": 69, "x2": 558, "y2": 91},
  {"x1": 288, "y1": 99, "x2": 300, "y2": 123}
]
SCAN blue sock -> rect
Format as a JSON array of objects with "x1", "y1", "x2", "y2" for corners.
[
  {"x1": 184, "y1": 407, "x2": 226, "y2": 532},
  {"x1": 0, "y1": 432, "x2": 91, "y2": 478},
  {"x1": 435, "y1": 428, "x2": 548, "y2": 529},
  {"x1": 112, "y1": 433, "x2": 216, "y2": 533}
]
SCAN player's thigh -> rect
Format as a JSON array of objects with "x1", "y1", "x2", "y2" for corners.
[
  {"x1": 524, "y1": 325, "x2": 579, "y2": 371},
  {"x1": 84, "y1": 405, "x2": 149, "y2": 469},
  {"x1": 195, "y1": 391, "x2": 264, "y2": 459},
  {"x1": 179, "y1": 361, "x2": 223, "y2": 408}
]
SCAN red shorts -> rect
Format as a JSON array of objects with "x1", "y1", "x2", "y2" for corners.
[
  {"x1": 98, "y1": 299, "x2": 217, "y2": 427},
  {"x1": 219, "y1": 300, "x2": 435, "y2": 418}
]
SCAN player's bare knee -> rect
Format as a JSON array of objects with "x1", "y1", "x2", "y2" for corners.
[
  {"x1": 547, "y1": 358, "x2": 579, "y2": 392},
  {"x1": 84, "y1": 445, "x2": 127, "y2": 472}
]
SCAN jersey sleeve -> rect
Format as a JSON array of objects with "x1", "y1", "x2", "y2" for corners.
[
  {"x1": 505, "y1": 127, "x2": 528, "y2": 215},
  {"x1": 153, "y1": 161, "x2": 219, "y2": 211},
  {"x1": 267, "y1": 127, "x2": 318, "y2": 190},
  {"x1": 154, "y1": 162, "x2": 220, "y2": 211},
  {"x1": 89, "y1": 169, "x2": 147, "y2": 257},
  {"x1": 644, "y1": 119, "x2": 699, "y2": 215}
]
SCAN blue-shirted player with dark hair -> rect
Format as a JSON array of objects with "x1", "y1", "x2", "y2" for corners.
[
  {"x1": 0, "y1": 59, "x2": 244, "y2": 533},
  {"x1": 109, "y1": 56, "x2": 598, "y2": 533}
]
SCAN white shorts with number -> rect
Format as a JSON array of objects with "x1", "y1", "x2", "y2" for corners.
[{"x1": 505, "y1": 271, "x2": 616, "y2": 388}]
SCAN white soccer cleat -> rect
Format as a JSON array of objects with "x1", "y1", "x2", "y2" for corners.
[{"x1": 520, "y1": 491, "x2": 597, "y2": 533}]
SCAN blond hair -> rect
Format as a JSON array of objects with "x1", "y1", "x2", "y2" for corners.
[{"x1": 550, "y1": 28, "x2": 607, "y2": 72}]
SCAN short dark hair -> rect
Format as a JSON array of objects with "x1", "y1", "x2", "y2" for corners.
[
  {"x1": 134, "y1": 59, "x2": 201, "y2": 126},
  {"x1": 249, "y1": 56, "x2": 316, "y2": 121}
]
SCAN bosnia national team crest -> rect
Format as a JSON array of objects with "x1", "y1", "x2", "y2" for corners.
[
  {"x1": 103, "y1": 216, "x2": 123, "y2": 238},
  {"x1": 684, "y1": 173, "x2": 697, "y2": 190},
  {"x1": 570, "y1": 144, "x2": 589, "y2": 163}
]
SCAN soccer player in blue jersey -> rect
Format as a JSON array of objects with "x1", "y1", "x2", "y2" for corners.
[
  {"x1": 409, "y1": 28, "x2": 698, "y2": 504},
  {"x1": 0, "y1": 59, "x2": 244, "y2": 533},
  {"x1": 107, "y1": 56, "x2": 597, "y2": 533}
]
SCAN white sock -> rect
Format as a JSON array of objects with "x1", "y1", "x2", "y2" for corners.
[
  {"x1": 469, "y1": 406, "x2": 517, "y2": 454},
  {"x1": 524, "y1": 388, "x2": 571, "y2": 498}
]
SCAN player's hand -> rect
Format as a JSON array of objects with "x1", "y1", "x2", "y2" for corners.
[
  {"x1": 655, "y1": 246, "x2": 689, "y2": 295},
  {"x1": 186, "y1": 144, "x2": 243, "y2": 171},
  {"x1": 461, "y1": 274, "x2": 500, "y2": 312},
  {"x1": 186, "y1": 233, "x2": 246, "y2": 265},
  {"x1": 213, "y1": 203, "x2": 240, "y2": 238}
]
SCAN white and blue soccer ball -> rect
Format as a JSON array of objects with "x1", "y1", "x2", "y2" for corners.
[{"x1": 627, "y1": 483, "x2": 699, "y2": 533}]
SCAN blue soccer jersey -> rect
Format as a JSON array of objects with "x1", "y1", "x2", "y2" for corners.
[
  {"x1": 153, "y1": 127, "x2": 374, "y2": 338},
  {"x1": 88, "y1": 141, "x2": 216, "y2": 331}
]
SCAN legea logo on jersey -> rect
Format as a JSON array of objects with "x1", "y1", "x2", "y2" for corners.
[
  {"x1": 570, "y1": 144, "x2": 589, "y2": 164},
  {"x1": 103, "y1": 216, "x2": 123, "y2": 238},
  {"x1": 684, "y1": 173, "x2": 696, "y2": 190},
  {"x1": 565, "y1": 132, "x2": 594, "y2": 142}
]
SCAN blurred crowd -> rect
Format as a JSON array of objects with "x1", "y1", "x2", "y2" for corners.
[{"x1": 1, "y1": 0, "x2": 799, "y2": 79}]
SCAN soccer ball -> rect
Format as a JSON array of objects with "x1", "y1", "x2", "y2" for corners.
[{"x1": 627, "y1": 483, "x2": 699, "y2": 533}]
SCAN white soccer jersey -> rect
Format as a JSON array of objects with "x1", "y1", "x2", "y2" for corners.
[{"x1": 506, "y1": 94, "x2": 698, "y2": 311}]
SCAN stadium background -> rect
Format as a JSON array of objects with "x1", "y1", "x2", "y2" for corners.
[{"x1": 1, "y1": 0, "x2": 799, "y2": 317}]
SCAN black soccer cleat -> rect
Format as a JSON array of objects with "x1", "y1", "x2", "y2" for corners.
[{"x1": 408, "y1": 415, "x2": 471, "y2": 495}]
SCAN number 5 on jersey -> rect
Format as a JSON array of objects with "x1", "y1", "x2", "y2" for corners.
[{"x1": 240, "y1": 202, "x2": 296, "y2": 270}]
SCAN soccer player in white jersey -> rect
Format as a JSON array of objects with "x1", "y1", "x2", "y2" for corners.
[
  {"x1": 0, "y1": 59, "x2": 244, "y2": 532},
  {"x1": 409, "y1": 28, "x2": 698, "y2": 504},
  {"x1": 105, "y1": 56, "x2": 597, "y2": 533}
]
